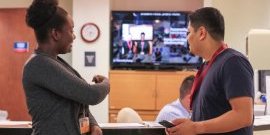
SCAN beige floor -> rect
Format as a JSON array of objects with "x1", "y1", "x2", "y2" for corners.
[{"x1": 254, "y1": 130, "x2": 270, "y2": 135}]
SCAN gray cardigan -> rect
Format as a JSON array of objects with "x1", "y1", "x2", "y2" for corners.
[{"x1": 22, "y1": 52, "x2": 110, "y2": 135}]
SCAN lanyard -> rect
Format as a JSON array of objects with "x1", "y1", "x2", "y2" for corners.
[{"x1": 190, "y1": 44, "x2": 228, "y2": 108}]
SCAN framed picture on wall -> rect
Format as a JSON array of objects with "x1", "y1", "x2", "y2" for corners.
[{"x1": 85, "y1": 51, "x2": 96, "y2": 67}]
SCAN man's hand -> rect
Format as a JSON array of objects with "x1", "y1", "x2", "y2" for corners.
[{"x1": 167, "y1": 118, "x2": 197, "y2": 135}]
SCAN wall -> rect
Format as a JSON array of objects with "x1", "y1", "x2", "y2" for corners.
[
  {"x1": 72, "y1": 0, "x2": 203, "y2": 122},
  {"x1": 0, "y1": 0, "x2": 73, "y2": 64},
  {"x1": 112, "y1": 0, "x2": 270, "y2": 56},
  {"x1": 0, "y1": 0, "x2": 31, "y2": 8},
  {"x1": 72, "y1": 0, "x2": 110, "y2": 123},
  {"x1": 247, "y1": 29, "x2": 270, "y2": 70},
  {"x1": 111, "y1": 0, "x2": 203, "y2": 11},
  {"x1": 205, "y1": 0, "x2": 270, "y2": 97},
  {"x1": 0, "y1": 0, "x2": 110, "y2": 123},
  {"x1": 209, "y1": 0, "x2": 270, "y2": 54},
  {"x1": 0, "y1": 0, "x2": 203, "y2": 123},
  {"x1": 8, "y1": 0, "x2": 270, "y2": 123},
  {"x1": 269, "y1": 3, "x2": 270, "y2": 28},
  {"x1": 0, "y1": 0, "x2": 72, "y2": 19}
]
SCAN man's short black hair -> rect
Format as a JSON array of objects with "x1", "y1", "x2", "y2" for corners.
[
  {"x1": 189, "y1": 7, "x2": 225, "y2": 41},
  {"x1": 180, "y1": 75, "x2": 195, "y2": 99}
]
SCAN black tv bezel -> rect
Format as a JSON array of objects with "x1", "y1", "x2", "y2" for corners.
[{"x1": 110, "y1": 10, "x2": 202, "y2": 71}]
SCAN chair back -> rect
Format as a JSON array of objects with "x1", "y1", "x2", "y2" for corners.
[{"x1": 116, "y1": 107, "x2": 143, "y2": 123}]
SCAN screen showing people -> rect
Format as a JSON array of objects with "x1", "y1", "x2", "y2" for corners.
[{"x1": 111, "y1": 11, "x2": 202, "y2": 66}]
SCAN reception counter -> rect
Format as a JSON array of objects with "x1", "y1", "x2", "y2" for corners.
[
  {"x1": 0, "y1": 122, "x2": 166, "y2": 135},
  {"x1": 1, "y1": 119, "x2": 270, "y2": 135}
]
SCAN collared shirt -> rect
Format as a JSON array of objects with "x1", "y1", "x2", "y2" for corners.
[{"x1": 155, "y1": 99, "x2": 190, "y2": 122}]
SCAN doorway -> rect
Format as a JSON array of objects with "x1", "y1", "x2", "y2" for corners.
[{"x1": 0, "y1": 8, "x2": 36, "y2": 120}]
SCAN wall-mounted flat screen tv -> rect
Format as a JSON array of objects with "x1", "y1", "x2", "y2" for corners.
[{"x1": 110, "y1": 11, "x2": 202, "y2": 70}]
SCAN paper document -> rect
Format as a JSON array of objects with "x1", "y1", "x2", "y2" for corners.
[
  {"x1": 0, "y1": 121, "x2": 32, "y2": 128},
  {"x1": 99, "y1": 123, "x2": 144, "y2": 128},
  {"x1": 254, "y1": 115, "x2": 270, "y2": 126},
  {"x1": 142, "y1": 121, "x2": 163, "y2": 127},
  {"x1": 266, "y1": 76, "x2": 270, "y2": 115}
]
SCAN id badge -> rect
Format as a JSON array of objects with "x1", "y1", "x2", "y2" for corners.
[{"x1": 79, "y1": 117, "x2": 90, "y2": 134}]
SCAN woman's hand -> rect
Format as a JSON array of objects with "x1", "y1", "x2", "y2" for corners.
[{"x1": 92, "y1": 75, "x2": 107, "y2": 83}]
